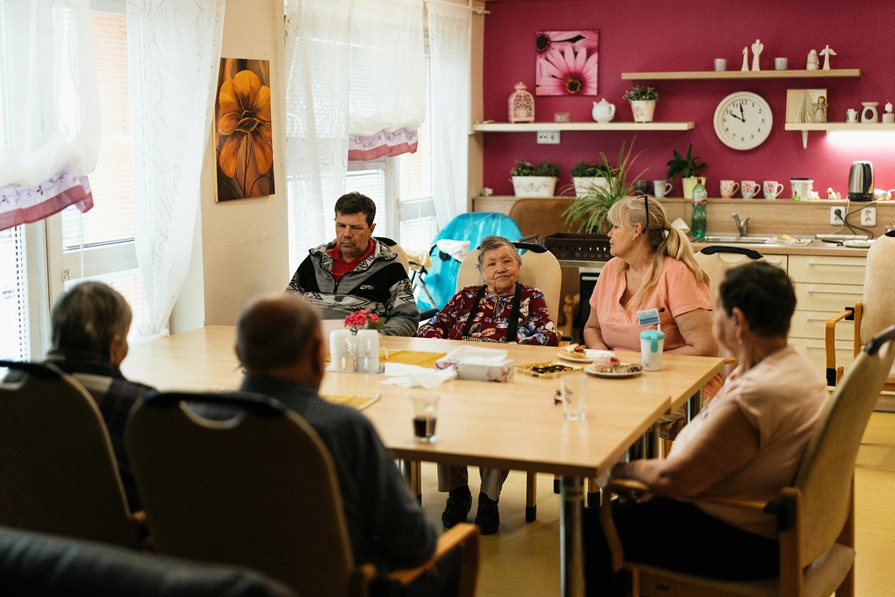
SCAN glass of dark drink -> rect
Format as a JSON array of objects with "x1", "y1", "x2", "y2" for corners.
[{"x1": 410, "y1": 393, "x2": 439, "y2": 444}]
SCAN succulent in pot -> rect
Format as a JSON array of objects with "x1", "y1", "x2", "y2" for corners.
[
  {"x1": 623, "y1": 85, "x2": 659, "y2": 123},
  {"x1": 510, "y1": 160, "x2": 561, "y2": 197}
]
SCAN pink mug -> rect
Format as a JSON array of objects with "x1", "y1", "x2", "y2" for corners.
[
  {"x1": 741, "y1": 180, "x2": 759, "y2": 199},
  {"x1": 719, "y1": 180, "x2": 740, "y2": 198},
  {"x1": 762, "y1": 180, "x2": 785, "y2": 200}
]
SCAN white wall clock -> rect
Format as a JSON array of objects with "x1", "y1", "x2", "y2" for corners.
[{"x1": 713, "y1": 91, "x2": 772, "y2": 150}]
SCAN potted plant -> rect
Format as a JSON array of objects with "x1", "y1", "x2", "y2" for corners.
[
  {"x1": 666, "y1": 144, "x2": 708, "y2": 199},
  {"x1": 623, "y1": 85, "x2": 659, "y2": 123},
  {"x1": 571, "y1": 161, "x2": 612, "y2": 196},
  {"x1": 510, "y1": 160, "x2": 561, "y2": 197},
  {"x1": 563, "y1": 140, "x2": 646, "y2": 234}
]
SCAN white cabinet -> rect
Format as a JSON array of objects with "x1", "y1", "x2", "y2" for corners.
[{"x1": 787, "y1": 255, "x2": 866, "y2": 376}]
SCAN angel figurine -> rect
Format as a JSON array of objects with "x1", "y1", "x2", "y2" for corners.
[
  {"x1": 751, "y1": 39, "x2": 764, "y2": 71},
  {"x1": 741, "y1": 47, "x2": 749, "y2": 71},
  {"x1": 820, "y1": 45, "x2": 836, "y2": 70},
  {"x1": 807, "y1": 49, "x2": 819, "y2": 70}
]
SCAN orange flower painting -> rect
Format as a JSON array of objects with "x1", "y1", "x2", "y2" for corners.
[{"x1": 214, "y1": 58, "x2": 274, "y2": 201}]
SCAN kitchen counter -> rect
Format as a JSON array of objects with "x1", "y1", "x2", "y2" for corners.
[{"x1": 691, "y1": 239, "x2": 870, "y2": 257}]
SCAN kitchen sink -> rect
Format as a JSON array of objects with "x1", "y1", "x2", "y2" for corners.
[{"x1": 695, "y1": 235, "x2": 813, "y2": 246}]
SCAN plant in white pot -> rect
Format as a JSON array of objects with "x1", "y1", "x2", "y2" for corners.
[
  {"x1": 570, "y1": 161, "x2": 612, "y2": 196},
  {"x1": 510, "y1": 160, "x2": 561, "y2": 197},
  {"x1": 666, "y1": 144, "x2": 708, "y2": 199},
  {"x1": 623, "y1": 85, "x2": 659, "y2": 123}
]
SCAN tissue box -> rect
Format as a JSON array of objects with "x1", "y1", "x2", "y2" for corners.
[{"x1": 455, "y1": 359, "x2": 515, "y2": 382}]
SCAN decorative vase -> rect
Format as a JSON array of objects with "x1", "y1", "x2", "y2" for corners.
[
  {"x1": 629, "y1": 99, "x2": 656, "y2": 123},
  {"x1": 508, "y1": 82, "x2": 535, "y2": 123},
  {"x1": 572, "y1": 176, "x2": 610, "y2": 196},
  {"x1": 681, "y1": 176, "x2": 707, "y2": 200},
  {"x1": 512, "y1": 176, "x2": 557, "y2": 197}
]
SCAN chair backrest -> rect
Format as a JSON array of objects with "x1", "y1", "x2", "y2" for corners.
[
  {"x1": 0, "y1": 361, "x2": 134, "y2": 546},
  {"x1": 125, "y1": 392, "x2": 356, "y2": 597},
  {"x1": 859, "y1": 231, "x2": 895, "y2": 345},
  {"x1": 793, "y1": 325, "x2": 895, "y2": 566},
  {"x1": 507, "y1": 198, "x2": 574, "y2": 238},
  {"x1": 456, "y1": 242, "x2": 562, "y2": 323},
  {"x1": 417, "y1": 212, "x2": 524, "y2": 311},
  {"x1": 376, "y1": 236, "x2": 410, "y2": 273},
  {"x1": 693, "y1": 246, "x2": 764, "y2": 297}
]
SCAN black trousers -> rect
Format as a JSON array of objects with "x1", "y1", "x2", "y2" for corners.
[{"x1": 583, "y1": 496, "x2": 780, "y2": 596}]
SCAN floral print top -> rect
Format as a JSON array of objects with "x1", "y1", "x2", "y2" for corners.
[{"x1": 417, "y1": 284, "x2": 559, "y2": 346}]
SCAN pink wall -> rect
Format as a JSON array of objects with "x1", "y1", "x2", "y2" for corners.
[{"x1": 481, "y1": 0, "x2": 895, "y2": 198}]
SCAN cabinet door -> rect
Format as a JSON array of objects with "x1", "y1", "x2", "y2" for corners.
[
  {"x1": 789, "y1": 337, "x2": 856, "y2": 379},
  {"x1": 790, "y1": 309, "x2": 855, "y2": 341},
  {"x1": 788, "y1": 255, "x2": 866, "y2": 285},
  {"x1": 794, "y1": 283, "x2": 864, "y2": 313}
]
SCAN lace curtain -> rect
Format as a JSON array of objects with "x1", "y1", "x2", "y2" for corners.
[
  {"x1": 427, "y1": 0, "x2": 471, "y2": 228},
  {"x1": 284, "y1": 0, "x2": 426, "y2": 261},
  {"x1": 0, "y1": 0, "x2": 99, "y2": 231},
  {"x1": 127, "y1": 0, "x2": 225, "y2": 338}
]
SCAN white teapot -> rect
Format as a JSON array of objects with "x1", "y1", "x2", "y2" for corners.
[{"x1": 592, "y1": 98, "x2": 616, "y2": 123}]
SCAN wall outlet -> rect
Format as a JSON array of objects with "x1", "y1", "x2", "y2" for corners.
[
  {"x1": 861, "y1": 207, "x2": 877, "y2": 226},
  {"x1": 536, "y1": 130, "x2": 561, "y2": 144},
  {"x1": 830, "y1": 207, "x2": 845, "y2": 225}
]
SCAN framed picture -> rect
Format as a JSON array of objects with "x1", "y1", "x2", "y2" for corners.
[
  {"x1": 214, "y1": 57, "x2": 275, "y2": 201},
  {"x1": 535, "y1": 30, "x2": 599, "y2": 96},
  {"x1": 786, "y1": 88, "x2": 828, "y2": 124}
]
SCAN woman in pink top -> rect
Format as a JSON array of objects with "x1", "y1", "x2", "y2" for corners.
[{"x1": 584, "y1": 195, "x2": 717, "y2": 358}]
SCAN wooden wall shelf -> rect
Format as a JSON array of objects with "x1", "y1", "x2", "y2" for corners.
[
  {"x1": 621, "y1": 68, "x2": 861, "y2": 80},
  {"x1": 784, "y1": 122, "x2": 895, "y2": 148},
  {"x1": 471, "y1": 121, "x2": 694, "y2": 132}
]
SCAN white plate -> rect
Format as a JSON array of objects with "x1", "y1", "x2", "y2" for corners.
[
  {"x1": 557, "y1": 349, "x2": 614, "y2": 364},
  {"x1": 585, "y1": 363, "x2": 643, "y2": 378},
  {"x1": 843, "y1": 239, "x2": 874, "y2": 248}
]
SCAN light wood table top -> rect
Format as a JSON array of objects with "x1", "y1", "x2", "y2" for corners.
[{"x1": 123, "y1": 326, "x2": 724, "y2": 478}]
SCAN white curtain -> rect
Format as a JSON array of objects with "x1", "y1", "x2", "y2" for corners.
[
  {"x1": 127, "y1": 0, "x2": 225, "y2": 338},
  {"x1": 284, "y1": 0, "x2": 426, "y2": 266},
  {"x1": 0, "y1": 0, "x2": 98, "y2": 230},
  {"x1": 427, "y1": 0, "x2": 471, "y2": 228}
]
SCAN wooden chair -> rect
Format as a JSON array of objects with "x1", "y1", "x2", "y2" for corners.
[
  {"x1": 0, "y1": 360, "x2": 144, "y2": 547},
  {"x1": 456, "y1": 242, "x2": 562, "y2": 522},
  {"x1": 375, "y1": 236, "x2": 410, "y2": 272},
  {"x1": 825, "y1": 230, "x2": 895, "y2": 394},
  {"x1": 125, "y1": 392, "x2": 480, "y2": 597},
  {"x1": 601, "y1": 324, "x2": 895, "y2": 597}
]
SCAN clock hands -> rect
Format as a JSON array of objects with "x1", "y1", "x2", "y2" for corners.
[
  {"x1": 727, "y1": 109, "x2": 745, "y2": 122},
  {"x1": 739, "y1": 103, "x2": 746, "y2": 121}
]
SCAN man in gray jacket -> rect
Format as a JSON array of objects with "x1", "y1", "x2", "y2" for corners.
[{"x1": 287, "y1": 192, "x2": 419, "y2": 336}]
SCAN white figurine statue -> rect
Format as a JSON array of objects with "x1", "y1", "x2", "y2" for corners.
[
  {"x1": 741, "y1": 47, "x2": 749, "y2": 71},
  {"x1": 820, "y1": 44, "x2": 836, "y2": 70},
  {"x1": 751, "y1": 39, "x2": 764, "y2": 71},
  {"x1": 807, "y1": 49, "x2": 819, "y2": 70}
]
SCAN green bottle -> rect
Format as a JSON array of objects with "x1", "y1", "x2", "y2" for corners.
[{"x1": 690, "y1": 181, "x2": 707, "y2": 240}]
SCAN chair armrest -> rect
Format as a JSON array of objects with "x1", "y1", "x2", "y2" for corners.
[
  {"x1": 386, "y1": 523, "x2": 479, "y2": 593},
  {"x1": 129, "y1": 510, "x2": 154, "y2": 550},
  {"x1": 606, "y1": 478, "x2": 771, "y2": 512},
  {"x1": 825, "y1": 304, "x2": 862, "y2": 386}
]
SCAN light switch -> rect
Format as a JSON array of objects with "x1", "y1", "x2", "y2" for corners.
[{"x1": 536, "y1": 131, "x2": 561, "y2": 144}]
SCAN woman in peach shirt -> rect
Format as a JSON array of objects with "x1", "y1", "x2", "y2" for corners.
[{"x1": 584, "y1": 195, "x2": 718, "y2": 359}]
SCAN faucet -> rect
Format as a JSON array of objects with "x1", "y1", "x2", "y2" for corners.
[{"x1": 731, "y1": 212, "x2": 750, "y2": 237}]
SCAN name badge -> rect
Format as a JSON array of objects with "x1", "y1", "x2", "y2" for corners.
[{"x1": 637, "y1": 308, "x2": 660, "y2": 326}]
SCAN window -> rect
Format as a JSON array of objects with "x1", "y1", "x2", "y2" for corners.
[{"x1": 0, "y1": 226, "x2": 31, "y2": 360}]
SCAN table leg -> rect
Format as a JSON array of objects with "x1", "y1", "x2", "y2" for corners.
[
  {"x1": 685, "y1": 389, "x2": 703, "y2": 423},
  {"x1": 560, "y1": 476, "x2": 585, "y2": 597},
  {"x1": 399, "y1": 459, "x2": 422, "y2": 503}
]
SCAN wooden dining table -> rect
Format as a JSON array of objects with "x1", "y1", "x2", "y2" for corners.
[{"x1": 123, "y1": 326, "x2": 724, "y2": 597}]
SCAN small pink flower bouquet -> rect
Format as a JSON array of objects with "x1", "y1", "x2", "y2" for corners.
[{"x1": 343, "y1": 308, "x2": 382, "y2": 333}]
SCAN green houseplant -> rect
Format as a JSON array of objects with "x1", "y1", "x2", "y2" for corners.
[
  {"x1": 623, "y1": 85, "x2": 659, "y2": 123},
  {"x1": 510, "y1": 160, "x2": 561, "y2": 197},
  {"x1": 570, "y1": 161, "x2": 613, "y2": 196},
  {"x1": 666, "y1": 144, "x2": 708, "y2": 199},
  {"x1": 563, "y1": 140, "x2": 646, "y2": 234}
]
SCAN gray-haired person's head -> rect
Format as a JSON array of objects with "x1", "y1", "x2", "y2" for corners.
[
  {"x1": 50, "y1": 281, "x2": 132, "y2": 360},
  {"x1": 236, "y1": 293, "x2": 322, "y2": 370},
  {"x1": 476, "y1": 236, "x2": 521, "y2": 275}
]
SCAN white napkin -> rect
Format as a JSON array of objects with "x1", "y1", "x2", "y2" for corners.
[
  {"x1": 435, "y1": 239, "x2": 471, "y2": 261},
  {"x1": 381, "y1": 363, "x2": 457, "y2": 389},
  {"x1": 436, "y1": 346, "x2": 508, "y2": 368},
  {"x1": 671, "y1": 217, "x2": 689, "y2": 233}
]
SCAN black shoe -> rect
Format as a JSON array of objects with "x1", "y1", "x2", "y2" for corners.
[
  {"x1": 442, "y1": 486, "x2": 472, "y2": 528},
  {"x1": 474, "y1": 492, "x2": 500, "y2": 535}
]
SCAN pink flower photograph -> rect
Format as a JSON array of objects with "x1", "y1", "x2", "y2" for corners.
[{"x1": 535, "y1": 30, "x2": 598, "y2": 96}]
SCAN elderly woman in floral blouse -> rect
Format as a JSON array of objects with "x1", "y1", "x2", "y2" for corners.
[{"x1": 417, "y1": 235, "x2": 559, "y2": 535}]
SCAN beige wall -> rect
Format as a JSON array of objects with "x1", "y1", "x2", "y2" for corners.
[{"x1": 174, "y1": 0, "x2": 289, "y2": 331}]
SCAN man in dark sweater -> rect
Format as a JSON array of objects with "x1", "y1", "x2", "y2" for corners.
[
  {"x1": 286, "y1": 192, "x2": 419, "y2": 336},
  {"x1": 235, "y1": 293, "x2": 448, "y2": 580}
]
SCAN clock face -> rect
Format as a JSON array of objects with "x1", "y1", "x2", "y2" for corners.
[{"x1": 713, "y1": 92, "x2": 773, "y2": 150}]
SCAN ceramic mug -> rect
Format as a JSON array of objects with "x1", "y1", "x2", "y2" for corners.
[
  {"x1": 713, "y1": 58, "x2": 727, "y2": 72},
  {"x1": 652, "y1": 180, "x2": 673, "y2": 199},
  {"x1": 763, "y1": 180, "x2": 785, "y2": 200},
  {"x1": 719, "y1": 179, "x2": 740, "y2": 198},
  {"x1": 846, "y1": 108, "x2": 859, "y2": 123},
  {"x1": 741, "y1": 180, "x2": 760, "y2": 199},
  {"x1": 790, "y1": 178, "x2": 814, "y2": 201}
]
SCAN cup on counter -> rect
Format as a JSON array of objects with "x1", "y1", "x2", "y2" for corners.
[
  {"x1": 719, "y1": 179, "x2": 740, "y2": 198},
  {"x1": 790, "y1": 178, "x2": 814, "y2": 201},
  {"x1": 763, "y1": 180, "x2": 785, "y2": 200},
  {"x1": 774, "y1": 57, "x2": 788, "y2": 70},
  {"x1": 410, "y1": 393, "x2": 440, "y2": 443},
  {"x1": 640, "y1": 330, "x2": 665, "y2": 371},
  {"x1": 653, "y1": 180, "x2": 673, "y2": 199},
  {"x1": 846, "y1": 108, "x2": 859, "y2": 123},
  {"x1": 714, "y1": 58, "x2": 727, "y2": 72},
  {"x1": 559, "y1": 372, "x2": 586, "y2": 421},
  {"x1": 741, "y1": 180, "x2": 760, "y2": 199}
]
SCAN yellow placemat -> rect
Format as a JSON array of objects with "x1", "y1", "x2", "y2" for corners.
[
  {"x1": 322, "y1": 394, "x2": 381, "y2": 411},
  {"x1": 381, "y1": 350, "x2": 446, "y2": 368}
]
